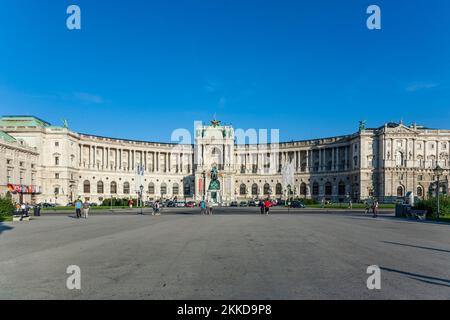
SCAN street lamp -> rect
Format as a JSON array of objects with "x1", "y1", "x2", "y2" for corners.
[
  {"x1": 433, "y1": 164, "x2": 445, "y2": 221},
  {"x1": 139, "y1": 184, "x2": 144, "y2": 215}
]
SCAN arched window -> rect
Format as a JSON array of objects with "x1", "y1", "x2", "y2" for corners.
[
  {"x1": 417, "y1": 186, "x2": 423, "y2": 198},
  {"x1": 251, "y1": 183, "x2": 258, "y2": 196},
  {"x1": 300, "y1": 183, "x2": 307, "y2": 196},
  {"x1": 173, "y1": 183, "x2": 179, "y2": 195},
  {"x1": 240, "y1": 184, "x2": 247, "y2": 195},
  {"x1": 397, "y1": 186, "x2": 404, "y2": 197},
  {"x1": 263, "y1": 183, "x2": 270, "y2": 195},
  {"x1": 338, "y1": 181, "x2": 346, "y2": 196},
  {"x1": 325, "y1": 182, "x2": 332, "y2": 196},
  {"x1": 148, "y1": 183, "x2": 155, "y2": 195},
  {"x1": 110, "y1": 181, "x2": 117, "y2": 194},
  {"x1": 97, "y1": 181, "x2": 104, "y2": 194},
  {"x1": 161, "y1": 183, "x2": 167, "y2": 195},
  {"x1": 312, "y1": 182, "x2": 319, "y2": 196},
  {"x1": 83, "y1": 180, "x2": 90, "y2": 194},
  {"x1": 123, "y1": 182, "x2": 130, "y2": 194},
  {"x1": 275, "y1": 183, "x2": 282, "y2": 195}
]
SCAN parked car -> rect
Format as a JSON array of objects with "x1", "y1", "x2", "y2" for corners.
[
  {"x1": 145, "y1": 201, "x2": 154, "y2": 207},
  {"x1": 166, "y1": 201, "x2": 176, "y2": 207},
  {"x1": 239, "y1": 201, "x2": 248, "y2": 207},
  {"x1": 290, "y1": 200, "x2": 305, "y2": 208},
  {"x1": 185, "y1": 201, "x2": 196, "y2": 208},
  {"x1": 176, "y1": 201, "x2": 185, "y2": 207},
  {"x1": 230, "y1": 201, "x2": 238, "y2": 207},
  {"x1": 40, "y1": 203, "x2": 56, "y2": 208},
  {"x1": 248, "y1": 201, "x2": 257, "y2": 207}
]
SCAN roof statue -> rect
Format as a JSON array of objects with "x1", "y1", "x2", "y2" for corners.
[
  {"x1": 62, "y1": 119, "x2": 69, "y2": 129},
  {"x1": 359, "y1": 120, "x2": 366, "y2": 132}
]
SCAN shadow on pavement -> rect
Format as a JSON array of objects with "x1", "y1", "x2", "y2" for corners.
[
  {"x1": 0, "y1": 222, "x2": 14, "y2": 235},
  {"x1": 380, "y1": 267, "x2": 450, "y2": 288},
  {"x1": 382, "y1": 241, "x2": 450, "y2": 254}
]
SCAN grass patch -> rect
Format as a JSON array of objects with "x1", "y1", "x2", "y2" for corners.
[
  {"x1": 306, "y1": 203, "x2": 395, "y2": 209},
  {"x1": 42, "y1": 206, "x2": 133, "y2": 212},
  {"x1": 0, "y1": 215, "x2": 13, "y2": 222}
]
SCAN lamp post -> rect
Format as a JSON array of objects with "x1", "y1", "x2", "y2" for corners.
[
  {"x1": 139, "y1": 184, "x2": 144, "y2": 215},
  {"x1": 433, "y1": 165, "x2": 444, "y2": 221}
]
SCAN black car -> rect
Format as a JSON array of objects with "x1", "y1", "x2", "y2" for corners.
[
  {"x1": 248, "y1": 201, "x2": 257, "y2": 207},
  {"x1": 290, "y1": 200, "x2": 305, "y2": 208},
  {"x1": 239, "y1": 201, "x2": 248, "y2": 207},
  {"x1": 166, "y1": 201, "x2": 176, "y2": 207},
  {"x1": 230, "y1": 201, "x2": 238, "y2": 207}
]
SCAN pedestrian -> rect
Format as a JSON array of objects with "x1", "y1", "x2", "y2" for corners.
[
  {"x1": 372, "y1": 200, "x2": 379, "y2": 218},
  {"x1": 15, "y1": 203, "x2": 21, "y2": 215},
  {"x1": 128, "y1": 198, "x2": 134, "y2": 209},
  {"x1": 263, "y1": 199, "x2": 271, "y2": 215},
  {"x1": 75, "y1": 199, "x2": 82, "y2": 218},
  {"x1": 82, "y1": 200, "x2": 90, "y2": 219},
  {"x1": 200, "y1": 199, "x2": 206, "y2": 215},
  {"x1": 259, "y1": 200, "x2": 265, "y2": 214},
  {"x1": 321, "y1": 198, "x2": 325, "y2": 208},
  {"x1": 365, "y1": 201, "x2": 370, "y2": 214},
  {"x1": 154, "y1": 201, "x2": 161, "y2": 215},
  {"x1": 348, "y1": 199, "x2": 353, "y2": 210},
  {"x1": 206, "y1": 199, "x2": 213, "y2": 215}
]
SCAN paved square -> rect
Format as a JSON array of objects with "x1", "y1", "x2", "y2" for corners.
[{"x1": 1, "y1": 209, "x2": 449, "y2": 299}]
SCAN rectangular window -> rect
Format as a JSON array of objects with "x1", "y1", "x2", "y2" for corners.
[
  {"x1": 55, "y1": 141, "x2": 59, "y2": 147},
  {"x1": 55, "y1": 157, "x2": 59, "y2": 165},
  {"x1": 7, "y1": 169, "x2": 12, "y2": 183},
  {"x1": 55, "y1": 173, "x2": 60, "y2": 179}
]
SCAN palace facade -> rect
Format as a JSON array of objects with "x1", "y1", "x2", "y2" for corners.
[{"x1": 0, "y1": 115, "x2": 449, "y2": 205}]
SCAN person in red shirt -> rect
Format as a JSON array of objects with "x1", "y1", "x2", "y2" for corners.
[{"x1": 264, "y1": 199, "x2": 271, "y2": 215}]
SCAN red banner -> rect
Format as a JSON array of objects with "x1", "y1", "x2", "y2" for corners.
[{"x1": 6, "y1": 184, "x2": 40, "y2": 194}]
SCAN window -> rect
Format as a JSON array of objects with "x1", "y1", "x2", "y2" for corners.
[
  {"x1": 184, "y1": 183, "x2": 190, "y2": 196},
  {"x1": 83, "y1": 180, "x2": 90, "y2": 193},
  {"x1": 55, "y1": 173, "x2": 60, "y2": 179},
  {"x1": 251, "y1": 184, "x2": 258, "y2": 195},
  {"x1": 123, "y1": 182, "x2": 130, "y2": 194},
  {"x1": 110, "y1": 181, "x2": 117, "y2": 194},
  {"x1": 397, "y1": 186, "x2": 404, "y2": 197},
  {"x1": 54, "y1": 187, "x2": 60, "y2": 195},
  {"x1": 172, "y1": 183, "x2": 179, "y2": 195},
  {"x1": 275, "y1": 183, "x2": 282, "y2": 195},
  {"x1": 338, "y1": 181, "x2": 346, "y2": 196},
  {"x1": 97, "y1": 181, "x2": 104, "y2": 194},
  {"x1": 312, "y1": 182, "x2": 319, "y2": 196},
  {"x1": 55, "y1": 141, "x2": 59, "y2": 147},
  {"x1": 300, "y1": 183, "x2": 307, "y2": 196},
  {"x1": 7, "y1": 169, "x2": 12, "y2": 183},
  {"x1": 6, "y1": 159, "x2": 12, "y2": 165},
  {"x1": 55, "y1": 157, "x2": 59, "y2": 165},
  {"x1": 19, "y1": 161, "x2": 24, "y2": 167},
  {"x1": 263, "y1": 183, "x2": 271, "y2": 195},
  {"x1": 325, "y1": 182, "x2": 332, "y2": 196},
  {"x1": 417, "y1": 186, "x2": 423, "y2": 198},
  {"x1": 148, "y1": 183, "x2": 155, "y2": 195},
  {"x1": 240, "y1": 184, "x2": 247, "y2": 195}
]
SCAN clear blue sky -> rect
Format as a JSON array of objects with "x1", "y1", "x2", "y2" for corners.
[{"x1": 1, "y1": 0, "x2": 449, "y2": 142}]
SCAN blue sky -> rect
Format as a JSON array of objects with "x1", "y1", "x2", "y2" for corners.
[{"x1": 0, "y1": 0, "x2": 449, "y2": 142}]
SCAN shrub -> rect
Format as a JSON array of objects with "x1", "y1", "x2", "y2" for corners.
[
  {"x1": 414, "y1": 195, "x2": 450, "y2": 218},
  {"x1": 0, "y1": 196, "x2": 15, "y2": 216}
]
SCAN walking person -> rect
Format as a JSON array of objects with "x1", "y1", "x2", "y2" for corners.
[
  {"x1": 206, "y1": 199, "x2": 213, "y2": 215},
  {"x1": 200, "y1": 199, "x2": 206, "y2": 215},
  {"x1": 82, "y1": 200, "x2": 90, "y2": 219},
  {"x1": 259, "y1": 200, "x2": 265, "y2": 214},
  {"x1": 264, "y1": 198, "x2": 271, "y2": 215},
  {"x1": 365, "y1": 201, "x2": 371, "y2": 215},
  {"x1": 372, "y1": 200, "x2": 379, "y2": 218},
  {"x1": 348, "y1": 199, "x2": 353, "y2": 210},
  {"x1": 128, "y1": 198, "x2": 134, "y2": 209},
  {"x1": 75, "y1": 199, "x2": 82, "y2": 218}
]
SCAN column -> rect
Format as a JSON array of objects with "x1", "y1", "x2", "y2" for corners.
[{"x1": 331, "y1": 148, "x2": 335, "y2": 171}]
